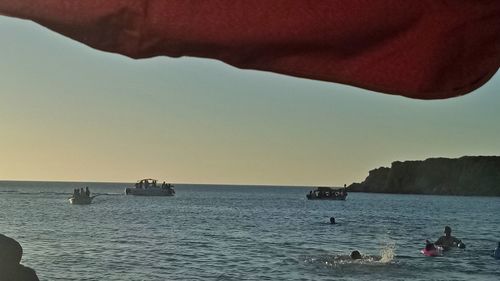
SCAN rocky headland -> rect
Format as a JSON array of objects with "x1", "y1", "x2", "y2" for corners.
[{"x1": 348, "y1": 156, "x2": 500, "y2": 196}]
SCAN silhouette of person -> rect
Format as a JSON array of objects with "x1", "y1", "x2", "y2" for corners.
[
  {"x1": 493, "y1": 242, "x2": 500, "y2": 259},
  {"x1": 350, "y1": 250, "x2": 362, "y2": 260},
  {"x1": 435, "y1": 226, "x2": 462, "y2": 250},
  {"x1": 0, "y1": 234, "x2": 40, "y2": 281}
]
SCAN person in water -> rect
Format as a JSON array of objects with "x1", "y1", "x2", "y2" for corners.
[
  {"x1": 350, "y1": 250, "x2": 362, "y2": 260},
  {"x1": 0, "y1": 234, "x2": 40, "y2": 281},
  {"x1": 330, "y1": 217, "x2": 336, "y2": 224},
  {"x1": 435, "y1": 226, "x2": 463, "y2": 250},
  {"x1": 425, "y1": 240, "x2": 436, "y2": 251},
  {"x1": 493, "y1": 242, "x2": 500, "y2": 259}
]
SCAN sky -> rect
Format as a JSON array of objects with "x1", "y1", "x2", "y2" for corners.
[{"x1": 0, "y1": 16, "x2": 499, "y2": 186}]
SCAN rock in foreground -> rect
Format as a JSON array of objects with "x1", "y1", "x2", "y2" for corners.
[{"x1": 0, "y1": 234, "x2": 40, "y2": 281}]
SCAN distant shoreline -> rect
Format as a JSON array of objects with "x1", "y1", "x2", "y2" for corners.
[
  {"x1": 348, "y1": 156, "x2": 500, "y2": 197},
  {"x1": 346, "y1": 189, "x2": 500, "y2": 197}
]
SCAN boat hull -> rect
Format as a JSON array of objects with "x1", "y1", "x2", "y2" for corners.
[
  {"x1": 69, "y1": 196, "x2": 95, "y2": 204},
  {"x1": 125, "y1": 188, "x2": 175, "y2": 196},
  {"x1": 306, "y1": 194, "x2": 347, "y2": 200},
  {"x1": 307, "y1": 186, "x2": 348, "y2": 200}
]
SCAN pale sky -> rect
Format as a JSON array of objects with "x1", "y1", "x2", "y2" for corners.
[{"x1": 1, "y1": 16, "x2": 499, "y2": 186}]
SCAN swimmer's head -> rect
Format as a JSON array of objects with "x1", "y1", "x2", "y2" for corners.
[
  {"x1": 444, "y1": 226, "x2": 452, "y2": 235},
  {"x1": 350, "y1": 250, "x2": 362, "y2": 260},
  {"x1": 330, "y1": 217, "x2": 336, "y2": 224}
]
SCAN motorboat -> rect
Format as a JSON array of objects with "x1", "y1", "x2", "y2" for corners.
[
  {"x1": 125, "y1": 178, "x2": 175, "y2": 196},
  {"x1": 306, "y1": 186, "x2": 347, "y2": 200},
  {"x1": 69, "y1": 195, "x2": 97, "y2": 204},
  {"x1": 69, "y1": 186, "x2": 97, "y2": 204}
]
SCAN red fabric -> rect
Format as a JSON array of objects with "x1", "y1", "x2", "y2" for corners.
[{"x1": 1, "y1": 0, "x2": 499, "y2": 99}]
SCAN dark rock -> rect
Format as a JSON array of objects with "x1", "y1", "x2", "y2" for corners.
[
  {"x1": 348, "y1": 156, "x2": 500, "y2": 196},
  {"x1": 0, "y1": 234, "x2": 40, "y2": 281}
]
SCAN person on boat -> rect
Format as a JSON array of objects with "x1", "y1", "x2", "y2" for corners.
[
  {"x1": 435, "y1": 226, "x2": 463, "y2": 250},
  {"x1": 0, "y1": 234, "x2": 40, "y2": 281},
  {"x1": 341, "y1": 184, "x2": 348, "y2": 197},
  {"x1": 330, "y1": 217, "x2": 336, "y2": 224},
  {"x1": 350, "y1": 250, "x2": 362, "y2": 260}
]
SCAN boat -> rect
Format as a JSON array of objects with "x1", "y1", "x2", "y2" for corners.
[
  {"x1": 125, "y1": 178, "x2": 175, "y2": 196},
  {"x1": 69, "y1": 186, "x2": 97, "y2": 204},
  {"x1": 69, "y1": 195, "x2": 97, "y2": 204},
  {"x1": 306, "y1": 186, "x2": 347, "y2": 200}
]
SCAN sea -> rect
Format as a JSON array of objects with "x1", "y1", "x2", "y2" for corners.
[{"x1": 1, "y1": 181, "x2": 499, "y2": 281}]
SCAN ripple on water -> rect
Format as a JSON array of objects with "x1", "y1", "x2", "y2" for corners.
[{"x1": 2, "y1": 184, "x2": 500, "y2": 281}]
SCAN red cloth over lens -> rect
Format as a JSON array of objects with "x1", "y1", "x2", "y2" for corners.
[{"x1": 1, "y1": 0, "x2": 499, "y2": 99}]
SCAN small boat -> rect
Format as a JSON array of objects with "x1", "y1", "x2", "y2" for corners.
[
  {"x1": 306, "y1": 186, "x2": 347, "y2": 200},
  {"x1": 69, "y1": 186, "x2": 97, "y2": 204},
  {"x1": 125, "y1": 178, "x2": 175, "y2": 196},
  {"x1": 69, "y1": 195, "x2": 97, "y2": 205}
]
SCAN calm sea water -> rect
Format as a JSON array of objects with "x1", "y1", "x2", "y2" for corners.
[{"x1": 1, "y1": 181, "x2": 499, "y2": 281}]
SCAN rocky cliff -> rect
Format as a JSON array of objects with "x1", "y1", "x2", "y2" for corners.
[{"x1": 348, "y1": 156, "x2": 500, "y2": 196}]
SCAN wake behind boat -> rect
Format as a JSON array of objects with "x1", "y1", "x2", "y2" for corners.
[
  {"x1": 307, "y1": 186, "x2": 347, "y2": 200},
  {"x1": 125, "y1": 179, "x2": 175, "y2": 196}
]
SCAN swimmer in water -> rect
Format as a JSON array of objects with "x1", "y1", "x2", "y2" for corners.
[
  {"x1": 350, "y1": 250, "x2": 362, "y2": 260},
  {"x1": 435, "y1": 226, "x2": 463, "y2": 250},
  {"x1": 493, "y1": 242, "x2": 500, "y2": 259},
  {"x1": 330, "y1": 250, "x2": 387, "y2": 264},
  {"x1": 330, "y1": 217, "x2": 336, "y2": 224},
  {"x1": 425, "y1": 240, "x2": 436, "y2": 251}
]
